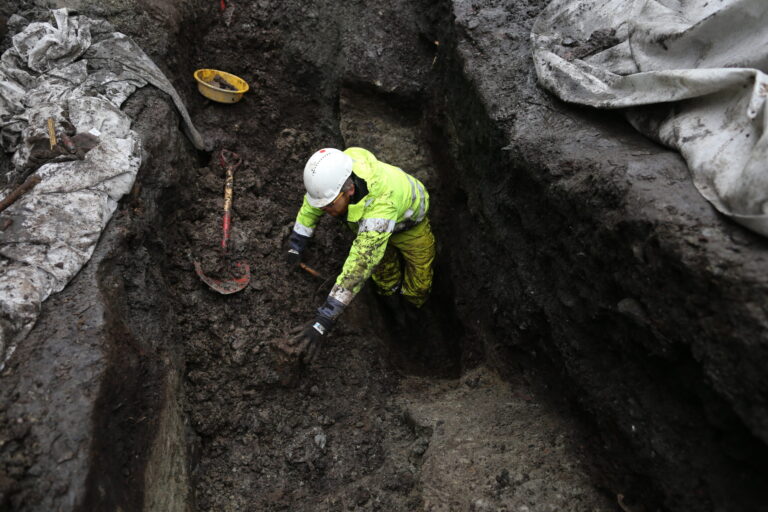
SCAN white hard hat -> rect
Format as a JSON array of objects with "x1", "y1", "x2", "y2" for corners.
[{"x1": 303, "y1": 148, "x2": 353, "y2": 207}]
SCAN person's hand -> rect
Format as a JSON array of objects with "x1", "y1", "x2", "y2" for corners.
[
  {"x1": 290, "y1": 316, "x2": 333, "y2": 365},
  {"x1": 285, "y1": 230, "x2": 309, "y2": 272},
  {"x1": 295, "y1": 322, "x2": 323, "y2": 365},
  {"x1": 285, "y1": 248, "x2": 301, "y2": 270}
]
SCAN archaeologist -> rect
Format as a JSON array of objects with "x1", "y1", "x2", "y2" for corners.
[{"x1": 283, "y1": 147, "x2": 435, "y2": 364}]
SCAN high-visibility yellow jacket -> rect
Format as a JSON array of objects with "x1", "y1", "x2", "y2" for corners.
[{"x1": 291, "y1": 147, "x2": 430, "y2": 317}]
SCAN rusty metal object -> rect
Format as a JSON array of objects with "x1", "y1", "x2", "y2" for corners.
[
  {"x1": 0, "y1": 175, "x2": 41, "y2": 214},
  {"x1": 299, "y1": 262, "x2": 322, "y2": 279},
  {"x1": 298, "y1": 262, "x2": 335, "y2": 299},
  {"x1": 194, "y1": 260, "x2": 251, "y2": 295},
  {"x1": 59, "y1": 133, "x2": 77, "y2": 154},
  {"x1": 194, "y1": 149, "x2": 251, "y2": 294}
]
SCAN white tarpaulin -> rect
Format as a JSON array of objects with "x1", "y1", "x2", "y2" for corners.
[
  {"x1": 0, "y1": 9, "x2": 205, "y2": 368},
  {"x1": 532, "y1": 0, "x2": 768, "y2": 236}
]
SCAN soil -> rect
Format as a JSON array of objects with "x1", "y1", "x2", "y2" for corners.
[
  {"x1": 207, "y1": 75, "x2": 237, "y2": 91},
  {"x1": 2, "y1": 1, "x2": 768, "y2": 512}
]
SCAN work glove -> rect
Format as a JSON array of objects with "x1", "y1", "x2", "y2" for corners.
[
  {"x1": 285, "y1": 248, "x2": 301, "y2": 269},
  {"x1": 294, "y1": 295, "x2": 345, "y2": 364},
  {"x1": 273, "y1": 293, "x2": 345, "y2": 365},
  {"x1": 289, "y1": 316, "x2": 334, "y2": 365},
  {"x1": 286, "y1": 229, "x2": 310, "y2": 271}
]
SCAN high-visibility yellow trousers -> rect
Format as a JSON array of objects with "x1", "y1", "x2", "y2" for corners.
[{"x1": 371, "y1": 218, "x2": 435, "y2": 307}]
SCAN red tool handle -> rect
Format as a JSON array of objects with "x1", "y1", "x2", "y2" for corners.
[
  {"x1": 221, "y1": 212, "x2": 231, "y2": 250},
  {"x1": 219, "y1": 149, "x2": 241, "y2": 251},
  {"x1": 221, "y1": 165, "x2": 233, "y2": 250},
  {"x1": 220, "y1": 0, "x2": 226, "y2": 11}
]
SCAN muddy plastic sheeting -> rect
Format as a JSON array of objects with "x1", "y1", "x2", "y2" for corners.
[
  {"x1": 0, "y1": 9, "x2": 204, "y2": 368},
  {"x1": 532, "y1": 0, "x2": 768, "y2": 236}
]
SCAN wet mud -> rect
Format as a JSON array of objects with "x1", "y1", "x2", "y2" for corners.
[{"x1": 2, "y1": 1, "x2": 768, "y2": 511}]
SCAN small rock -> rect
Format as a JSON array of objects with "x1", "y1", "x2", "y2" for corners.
[
  {"x1": 730, "y1": 229, "x2": 754, "y2": 246},
  {"x1": 464, "y1": 374, "x2": 482, "y2": 388},
  {"x1": 496, "y1": 468, "x2": 510, "y2": 488},
  {"x1": 353, "y1": 487, "x2": 370, "y2": 506},
  {"x1": 410, "y1": 437, "x2": 430, "y2": 456},
  {"x1": 470, "y1": 498, "x2": 492, "y2": 511},
  {"x1": 617, "y1": 297, "x2": 648, "y2": 323},
  {"x1": 235, "y1": 347, "x2": 249, "y2": 364}
]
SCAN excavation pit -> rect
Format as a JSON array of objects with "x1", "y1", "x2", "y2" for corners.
[{"x1": 2, "y1": 2, "x2": 768, "y2": 512}]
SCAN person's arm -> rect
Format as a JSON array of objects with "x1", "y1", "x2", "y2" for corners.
[
  {"x1": 329, "y1": 228, "x2": 392, "y2": 304},
  {"x1": 290, "y1": 199, "x2": 397, "y2": 365},
  {"x1": 317, "y1": 199, "x2": 398, "y2": 323},
  {"x1": 294, "y1": 227, "x2": 393, "y2": 364}
]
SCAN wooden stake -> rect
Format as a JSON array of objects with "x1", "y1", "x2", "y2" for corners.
[{"x1": 47, "y1": 117, "x2": 57, "y2": 150}]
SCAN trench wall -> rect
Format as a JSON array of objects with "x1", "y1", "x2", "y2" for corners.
[
  {"x1": 424, "y1": 1, "x2": 768, "y2": 510},
  {"x1": 0, "y1": 4, "x2": 201, "y2": 504}
]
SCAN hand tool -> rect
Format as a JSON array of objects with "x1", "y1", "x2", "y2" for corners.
[{"x1": 194, "y1": 149, "x2": 251, "y2": 294}]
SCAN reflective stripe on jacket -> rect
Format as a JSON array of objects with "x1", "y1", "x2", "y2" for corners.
[{"x1": 292, "y1": 147, "x2": 429, "y2": 309}]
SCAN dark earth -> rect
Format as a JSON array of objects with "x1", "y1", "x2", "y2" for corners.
[{"x1": 1, "y1": 1, "x2": 768, "y2": 512}]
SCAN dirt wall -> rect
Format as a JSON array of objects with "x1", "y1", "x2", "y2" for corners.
[{"x1": 427, "y1": 1, "x2": 768, "y2": 510}]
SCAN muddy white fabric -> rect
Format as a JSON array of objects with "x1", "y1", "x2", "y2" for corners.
[
  {"x1": 532, "y1": 0, "x2": 768, "y2": 236},
  {"x1": 0, "y1": 9, "x2": 205, "y2": 368}
]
